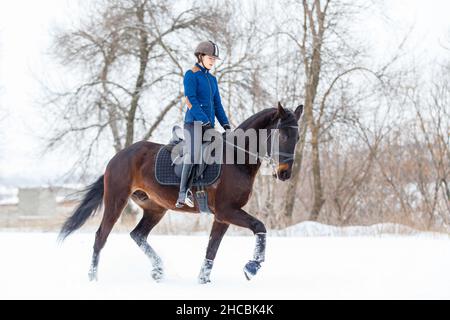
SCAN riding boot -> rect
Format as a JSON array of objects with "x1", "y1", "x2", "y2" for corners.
[{"x1": 175, "y1": 162, "x2": 195, "y2": 208}]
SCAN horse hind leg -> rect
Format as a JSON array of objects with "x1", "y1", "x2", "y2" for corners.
[
  {"x1": 88, "y1": 186, "x2": 131, "y2": 281},
  {"x1": 130, "y1": 203, "x2": 167, "y2": 282}
]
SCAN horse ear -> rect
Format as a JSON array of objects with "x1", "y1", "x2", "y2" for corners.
[
  {"x1": 277, "y1": 101, "x2": 286, "y2": 117},
  {"x1": 294, "y1": 105, "x2": 304, "y2": 121}
]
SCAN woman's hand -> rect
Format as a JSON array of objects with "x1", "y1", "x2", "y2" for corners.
[{"x1": 202, "y1": 122, "x2": 213, "y2": 132}]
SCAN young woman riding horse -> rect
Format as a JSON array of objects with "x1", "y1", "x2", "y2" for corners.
[
  {"x1": 59, "y1": 40, "x2": 304, "y2": 284},
  {"x1": 176, "y1": 40, "x2": 231, "y2": 209}
]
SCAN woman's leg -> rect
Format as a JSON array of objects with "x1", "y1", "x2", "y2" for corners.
[{"x1": 175, "y1": 122, "x2": 201, "y2": 207}]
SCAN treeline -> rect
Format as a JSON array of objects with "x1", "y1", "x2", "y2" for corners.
[{"x1": 42, "y1": 0, "x2": 450, "y2": 231}]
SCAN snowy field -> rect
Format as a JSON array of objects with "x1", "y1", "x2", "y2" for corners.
[{"x1": 1, "y1": 227, "x2": 450, "y2": 300}]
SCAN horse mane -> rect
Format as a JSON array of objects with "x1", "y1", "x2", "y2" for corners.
[
  {"x1": 237, "y1": 108, "x2": 278, "y2": 130},
  {"x1": 237, "y1": 107, "x2": 298, "y2": 130}
]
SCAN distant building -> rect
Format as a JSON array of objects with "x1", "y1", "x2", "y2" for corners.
[
  {"x1": 0, "y1": 186, "x2": 82, "y2": 230},
  {"x1": 0, "y1": 186, "x2": 80, "y2": 216},
  {"x1": 18, "y1": 188, "x2": 57, "y2": 216}
]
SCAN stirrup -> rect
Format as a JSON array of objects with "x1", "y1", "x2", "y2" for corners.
[
  {"x1": 196, "y1": 189, "x2": 212, "y2": 215},
  {"x1": 185, "y1": 189, "x2": 194, "y2": 208},
  {"x1": 175, "y1": 189, "x2": 194, "y2": 208}
]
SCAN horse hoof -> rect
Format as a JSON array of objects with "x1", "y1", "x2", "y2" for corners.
[
  {"x1": 243, "y1": 260, "x2": 261, "y2": 281},
  {"x1": 198, "y1": 276, "x2": 211, "y2": 285},
  {"x1": 88, "y1": 270, "x2": 98, "y2": 282},
  {"x1": 151, "y1": 267, "x2": 164, "y2": 282},
  {"x1": 198, "y1": 259, "x2": 213, "y2": 284}
]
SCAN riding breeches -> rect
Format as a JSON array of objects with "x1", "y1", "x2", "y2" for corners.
[{"x1": 183, "y1": 122, "x2": 204, "y2": 164}]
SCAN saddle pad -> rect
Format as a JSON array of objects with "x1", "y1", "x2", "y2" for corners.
[{"x1": 155, "y1": 146, "x2": 221, "y2": 187}]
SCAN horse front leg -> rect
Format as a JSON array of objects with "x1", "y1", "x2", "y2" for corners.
[
  {"x1": 244, "y1": 232, "x2": 266, "y2": 280},
  {"x1": 198, "y1": 220, "x2": 229, "y2": 284},
  {"x1": 216, "y1": 207, "x2": 267, "y2": 281}
]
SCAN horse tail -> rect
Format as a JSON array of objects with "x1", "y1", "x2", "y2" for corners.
[{"x1": 58, "y1": 175, "x2": 105, "y2": 242}]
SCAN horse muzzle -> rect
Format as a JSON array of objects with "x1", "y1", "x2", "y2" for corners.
[{"x1": 274, "y1": 162, "x2": 291, "y2": 181}]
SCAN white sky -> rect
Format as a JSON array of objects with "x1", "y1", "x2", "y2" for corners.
[
  {"x1": 0, "y1": 0, "x2": 449, "y2": 187},
  {"x1": 0, "y1": 0, "x2": 78, "y2": 186}
]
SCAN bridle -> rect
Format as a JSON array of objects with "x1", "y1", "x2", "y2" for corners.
[
  {"x1": 265, "y1": 119, "x2": 299, "y2": 178},
  {"x1": 267, "y1": 119, "x2": 299, "y2": 163}
]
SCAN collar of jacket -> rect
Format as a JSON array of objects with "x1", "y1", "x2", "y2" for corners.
[{"x1": 195, "y1": 62, "x2": 210, "y2": 73}]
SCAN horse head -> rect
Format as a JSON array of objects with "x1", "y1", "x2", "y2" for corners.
[{"x1": 269, "y1": 102, "x2": 304, "y2": 181}]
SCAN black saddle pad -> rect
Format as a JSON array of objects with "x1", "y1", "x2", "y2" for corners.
[{"x1": 155, "y1": 146, "x2": 221, "y2": 187}]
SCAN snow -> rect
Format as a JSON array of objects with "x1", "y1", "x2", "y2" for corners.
[
  {"x1": 0, "y1": 186, "x2": 18, "y2": 205},
  {"x1": 0, "y1": 197, "x2": 18, "y2": 206},
  {"x1": 1, "y1": 230, "x2": 450, "y2": 299},
  {"x1": 275, "y1": 221, "x2": 424, "y2": 237}
]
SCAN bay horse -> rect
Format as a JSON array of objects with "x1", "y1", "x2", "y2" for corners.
[{"x1": 59, "y1": 102, "x2": 303, "y2": 283}]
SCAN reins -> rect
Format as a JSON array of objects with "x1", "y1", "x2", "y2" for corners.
[{"x1": 222, "y1": 119, "x2": 299, "y2": 178}]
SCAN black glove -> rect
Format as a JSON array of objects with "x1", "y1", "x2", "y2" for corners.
[
  {"x1": 223, "y1": 124, "x2": 231, "y2": 131},
  {"x1": 202, "y1": 122, "x2": 213, "y2": 132}
]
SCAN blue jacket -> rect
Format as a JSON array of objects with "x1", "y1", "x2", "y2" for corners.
[{"x1": 183, "y1": 62, "x2": 230, "y2": 128}]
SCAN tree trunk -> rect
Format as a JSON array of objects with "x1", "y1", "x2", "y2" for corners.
[
  {"x1": 125, "y1": 5, "x2": 149, "y2": 147},
  {"x1": 100, "y1": 48, "x2": 123, "y2": 153},
  {"x1": 283, "y1": 115, "x2": 308, "y2": 221},
  {"x1": 309, "y1": 125, "x2": 325, "y2": 220}
]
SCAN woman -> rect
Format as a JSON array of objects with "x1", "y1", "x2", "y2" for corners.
[{"x1": 176, "y1": 40, "x2": 231, "y2": 208}]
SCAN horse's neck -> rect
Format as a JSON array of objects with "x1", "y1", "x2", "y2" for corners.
[{"x1": 238, "y1": 110, "x2": 276, "y2": 176}]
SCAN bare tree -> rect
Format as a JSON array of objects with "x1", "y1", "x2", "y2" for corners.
[
  {"x1": 269, "y1": 0, "x2": 410, "y2": 224},
  {"x1": 42, "y1": 0, "x2": 273, "y2": 183},
  {"x1": 271, "y1": 0, "x2": 368, "y2": 221},
  {"x1": 408, "y1": 66, "x2": 450, "y2": 228},
  {"x1": 42, "y1": 0, "x2": 228, "y2": 178},
  {"x1": 36, "y1": 0, "x2": 448, "y2": 233}
]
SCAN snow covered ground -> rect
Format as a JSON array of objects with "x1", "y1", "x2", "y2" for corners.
[
  {"x1": 1, "y1": 227, "x2": 450, "y2": 300},
  {"x1": 275, "y1": 221, "x2": 430, "y2": 237}
]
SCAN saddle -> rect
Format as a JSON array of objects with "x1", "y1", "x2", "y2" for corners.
[{"x1": 154, "y1": 126, "x2": 222, "y2": 213}]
